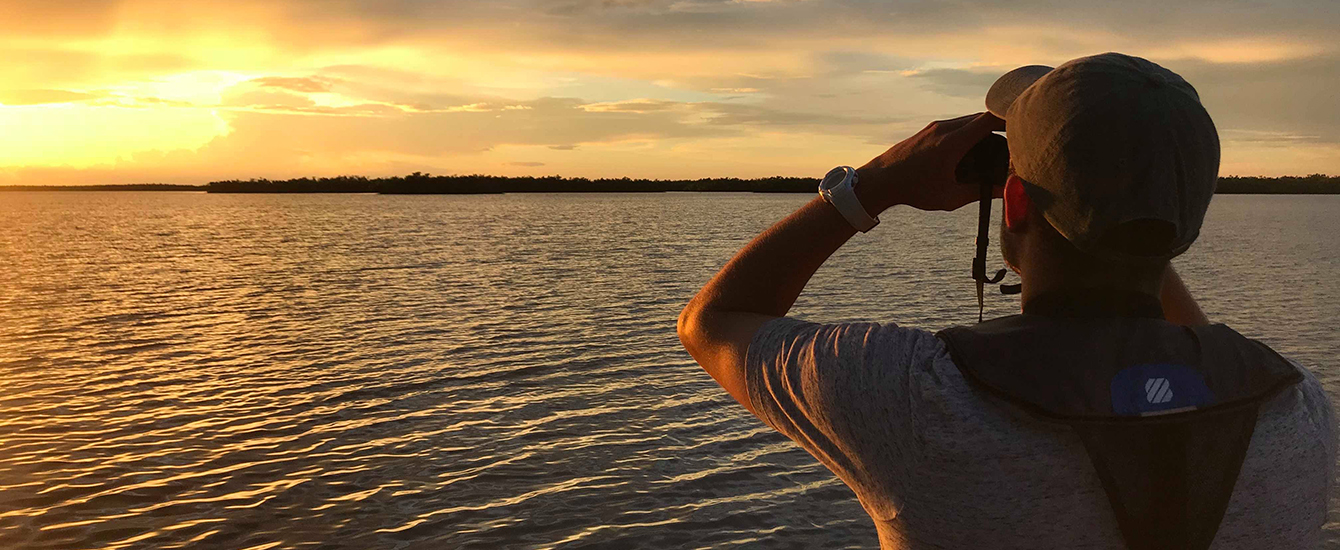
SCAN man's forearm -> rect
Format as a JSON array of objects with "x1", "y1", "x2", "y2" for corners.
[{"x1": 684, "y1": 196, "x2": 857, "y2": 319}]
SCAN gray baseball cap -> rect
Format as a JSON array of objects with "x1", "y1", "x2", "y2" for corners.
[{"x1": 985, "y1": 52, "x2": 1220, "y2": 262}]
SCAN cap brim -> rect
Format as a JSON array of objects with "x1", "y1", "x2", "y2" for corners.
[{"x1": 986, "y1": 65, "x2": 1054, "y2": 120}]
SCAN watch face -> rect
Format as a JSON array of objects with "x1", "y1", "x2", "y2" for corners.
[{"x1": 820, "y1": 167, "x2": 848, "y2": 190}]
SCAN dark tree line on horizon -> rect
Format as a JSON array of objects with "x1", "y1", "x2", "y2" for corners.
[
  {"x1": 204, "y1": 173, "x2": 822, "y2": 193},
  {"x1": 202, "y1": 172, "x2": 1340, "y2": 194},
  {"x1": 1215, "y1": 174, "x2": 1339, "y2": 194}
]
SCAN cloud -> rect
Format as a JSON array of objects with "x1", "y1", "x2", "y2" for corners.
[
  {"x1": 1219, "y1": 129, "x2": 1321, "y2": 145},
  {"x1": 548, "y1": 144, "x2": 580, "y2": 150},
  {"x1": 174, "y1": 95, "x2": 736, "y2": 169},
  {"x1": 903, "y1": 68, "x2": 1004, "y2": 99},
  {"x1": 115, "y1": 96, "x2": 202, "y2": 108},
  {"x1": 0, "y1": 2, "x2": 126, "y2": 36},
  {"x1": 581, "y1": 99, "x2": 680, "y2": 113},
  {"x1": 0, "y1": 89, "x2": 101, "y2": 105},
  {"x1": 694, "y1": 102, "x2": 904, "y2": 129},
  {"x1": 1175, "y1": 54, "x2": 1340, "y2": 145},
  {"x1": 249, "y1": 76, "x2": 335, "y2": 93},
  {"x1": 222, "y1": 88, "x2": 318, "y2": 110},
  {"x1": 2, "y1": 2, "x2": 1336, "y2": 63}
]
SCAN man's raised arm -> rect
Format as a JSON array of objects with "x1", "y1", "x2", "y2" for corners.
[{"x1": 677, "y1": 112, "x2": 1006, "y2": 413}]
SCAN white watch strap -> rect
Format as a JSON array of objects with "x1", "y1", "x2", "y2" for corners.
[{"x1": 820, "y1": 167, "x2": 879, "y2": 232}]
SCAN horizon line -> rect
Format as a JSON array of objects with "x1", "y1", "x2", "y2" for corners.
[{"x1": 3, "y1": 172, "x2": 1339, "y2": 189}]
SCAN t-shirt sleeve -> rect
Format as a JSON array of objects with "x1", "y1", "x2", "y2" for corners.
[{"x1": 744, "y1": 316, "x2": 944, "y2": 500}]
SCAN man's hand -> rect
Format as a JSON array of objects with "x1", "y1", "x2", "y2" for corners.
[{"x1": 855, "y1": 112, "x2": 1006, "y2": 214}]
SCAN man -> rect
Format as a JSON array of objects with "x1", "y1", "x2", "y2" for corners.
[{"x1": 677, "y1": 53, "x2": 1334, "y2": 549}]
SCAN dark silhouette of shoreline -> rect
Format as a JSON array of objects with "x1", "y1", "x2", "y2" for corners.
[
  {"x1": 4, "y1": 174, "x2": 1339, "y2": 194},
  {"x1": 205, "y1": 173, "x2": 821, "y2": 194},
  {"x1": 1215, "y1": 175, "x2": 1340, "y2": 194}
]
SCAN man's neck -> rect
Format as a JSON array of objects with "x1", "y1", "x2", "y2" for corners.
[
  {"x1": 1022, "y1": 286, "x2": 1165, "y2": 318},
  {"x1": 1018, "y1": 267, "x2": 1162, "y2": 315}
]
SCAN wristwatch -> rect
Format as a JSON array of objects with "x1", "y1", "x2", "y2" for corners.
[{"x1": 818, "y1": 166, "x2": 879, "y2": 232}]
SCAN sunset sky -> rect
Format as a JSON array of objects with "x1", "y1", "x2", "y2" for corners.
[{"x1": 2, "y1": 0, "x2": 1338, "y2": 185}]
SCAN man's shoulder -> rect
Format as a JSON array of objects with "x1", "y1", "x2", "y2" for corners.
[
  {"x1": 1263, "y1": 357, "x2": 1334, "y2": 431},
  {"x1": 747, "y1": 316, "x2": 969, "y2": 409},
  {"x1": 751, "y1": 316, "x2": 951, "y2": 367}
]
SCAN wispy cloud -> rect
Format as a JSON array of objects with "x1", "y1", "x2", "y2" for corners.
[{"x1": 0, "y1": 89, "x2": 101, "y2": 105}]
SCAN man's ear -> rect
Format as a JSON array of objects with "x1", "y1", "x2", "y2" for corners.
[{"x1": 1003, "y1": 174, "x2": 1031, "y2": 231}]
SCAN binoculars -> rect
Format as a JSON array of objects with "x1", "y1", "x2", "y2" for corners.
[{"x1": 955, "y1": 133, "x2": 1019, "y2": 322}]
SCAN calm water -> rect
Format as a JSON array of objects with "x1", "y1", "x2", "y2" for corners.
[{"x1": 1, "y1": 192, "x2": 1337, "y2": 549}]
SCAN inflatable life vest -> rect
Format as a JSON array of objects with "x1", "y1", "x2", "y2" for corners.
[{"x1": 936, "y1": 290, "x2": 1302, "y2": 550}]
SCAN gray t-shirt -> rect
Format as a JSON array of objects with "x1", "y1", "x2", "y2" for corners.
[{"x1": 746, "y1": 317, "x2": 1335, "y2": 549}]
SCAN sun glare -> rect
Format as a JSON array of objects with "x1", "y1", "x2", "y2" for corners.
[
  {"x1": 106, "y1": 71, "x2": 259, "y2": 105},
  {"x1": 0, "y1": 102, "x2": 228, "y2": 169}
]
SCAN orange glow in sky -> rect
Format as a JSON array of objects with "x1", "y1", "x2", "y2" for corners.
[{"x1": 2, "y1": 1, "x2": 1338, "y2": 184}]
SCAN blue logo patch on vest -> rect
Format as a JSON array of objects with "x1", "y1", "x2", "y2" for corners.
[{"x1": 1110, "y1": 363, "x2": 1216, "y2": 416}]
